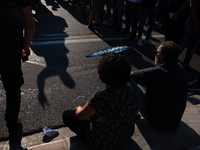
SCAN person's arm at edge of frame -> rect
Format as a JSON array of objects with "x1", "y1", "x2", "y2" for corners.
[
  {"x1": 19, "y1": 5, "x2": 35, "y2": 56},
  {"x1": 190, "y1": 0, "x2": 200, "y2": 32},
  {"x1": 75, "y1": 103, "x2": 96, "y2": 120}
]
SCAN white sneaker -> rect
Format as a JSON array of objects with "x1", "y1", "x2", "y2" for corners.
[
  {"x1": 103, "y1": 20, "x2": 108, "y2": 25},
  {"x1": 144, "y1": 40, "x2": 155, "y2": 46},
  {"x1": 138, "y1": 38, "x2": 143, "y2": 46}
]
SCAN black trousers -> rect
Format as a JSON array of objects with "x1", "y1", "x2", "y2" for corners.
[
  {"x1": 62, "y1": 110, "x2": 89, "y2": 140},
  {"x1": 165, "y1": 18, "x2": 186, "y2": 44},
  {"x1": 124, "y1": 1, "x2": 140, "y2": 38},
  {"x1": 0, "y1": 30, "x2": 24, "y2": 130}
]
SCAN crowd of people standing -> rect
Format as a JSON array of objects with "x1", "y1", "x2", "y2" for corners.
[
  {"x1": 80, "y1": 0, "x2": 200, "y2": 71},
  {"x1": 71, "y1": 0, "x2": 199, "y2": 70}
]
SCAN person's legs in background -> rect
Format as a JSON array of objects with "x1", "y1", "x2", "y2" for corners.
[
  {"x1": 165, "y1": 18, "x2": 174, "y2": 41},
  {"x1": 81, "y1": 0, "x2": 90, "y2": 19},
  {"x1": 88, "y1": 0, "x2": 104, "y2": 30},
  {"x1": 183, "y1": 35, "x2": 200, "y2": 66},
  {"x1": 137, "y1": 6, "x2": 148, "y2": 46},
  {"x1": 179, "y1": 21, "x2": 200, "y2": 69},
  {"x1": 124, "y1": 1, "x2": 140, "y2": 40},
  {"x1": 130, "y1": 3, "x2": 140, "y2": 40},
  {"x1": 144, "y1": 7, "x2": 156, "y2": 46},
  {"x1": 31, "y1": 0, "x2": 41, "y2": 19}
]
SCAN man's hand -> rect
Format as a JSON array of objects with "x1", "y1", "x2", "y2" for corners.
[
  {"x1": 75, "y1": 103, "x2": 96, "y2": 120},
  {"x1": 19, "y1": 5, "x2": 34, "y2": 57}
]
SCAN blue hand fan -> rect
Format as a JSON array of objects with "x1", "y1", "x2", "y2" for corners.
[{"x1": 86, "y1": 46, "x2": 129, "y2": 57}]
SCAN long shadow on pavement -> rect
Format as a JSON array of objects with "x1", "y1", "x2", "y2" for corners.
[
  {"x1": 31, "y1": 3, "x2": 75, "y2": 107},
  {"x1": 69, "y1": 136, "x2": 142, "y2": 150},
  {"x1": 136, "y1": 119, "x2": 200, "y2": 150}
]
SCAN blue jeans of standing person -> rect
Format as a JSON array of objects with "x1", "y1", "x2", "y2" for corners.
[
  {"x1": 138, "y1": 6, "x2": 156, "y2": 40},
  {"x1": 179, "y1": 20, "x2": 200, "y2": 66},
  {"x1": 131, "y1": 82, "x2": 147, "y2": 119},
  {"x1": 0, "y1": 29, "x2": 24, "y2": 130}
]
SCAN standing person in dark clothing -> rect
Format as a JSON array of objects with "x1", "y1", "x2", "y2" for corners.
[
  {"x1": 88, "y1": 0, "x2": 107, "y2": 30},
  {"x1": 111, "y1": 0, "x2": 125, "y2": 33},
  {"x1": 165, "y1": 0, "x2": 190, "y2": 44},
  {"x1": 137, "y1": 0, "x2": 157, "y2": 46},
  {"x1": 124, "y1": 0, "x2": 141, "y2": 41},
  {"x1": 178, "y1": 0, "x2": 200, "y2": 70},
  {"x1": 31, "y1": 0, "x2": 41, "y2": 19},
  {"x1": 131, "y1": 41, "x2": 188, "y2": 129},
  {"x1": 0, "y1": 0, "x2": 34, "y2": 149}
]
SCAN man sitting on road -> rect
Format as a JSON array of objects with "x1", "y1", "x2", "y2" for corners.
[{"x1": 131, "y1": 41, "x2": 188, "y2": 129}]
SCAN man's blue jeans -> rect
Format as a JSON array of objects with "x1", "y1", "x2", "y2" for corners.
[
  {"x1": 131, "y1": 82, "x2": 147, "y2": 119},
  {"x1": 138, "y1": 6, "x2": 156, "y2": 40},
  {"x1": 179, "y1": 20, "x2": 200, "y2": 66}
]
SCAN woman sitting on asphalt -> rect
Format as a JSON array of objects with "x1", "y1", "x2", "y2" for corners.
[{"x1": 62, "y1": 53, "x2": 138, "y2": 150}]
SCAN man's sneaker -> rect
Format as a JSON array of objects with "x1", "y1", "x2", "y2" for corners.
[
  {"x1": 122, "y1": 30, "x2": 129, "y2": 34},
  {"x1": 88, "y1": 24, "x2": 94, "y2": 30},
  {"x1": 183, "y1": 64, "x2": 192, "y2": 72},
  {"x1": 188, "y1": 77, "x2": 200, "y2": 91},
  {"x1": 82, "y1": 13, "x2": 86, "y2": 20},
  {"x1": 8, "y1": 120, "x2": 23, "y2": 141},
  {"x1": 127, "y1": 36, "x2": 138, "y2": 42},
  {"x1": 93, "y1": 24, "x2": 102, "y2": 29},
  {"x1": 144, "y1": 39, "x2": 155, "y2": 46},
  {"x1": 35, "y1": 13, "x2": 40, "y2": 19},
  {"x1": 102, "y1": 20, "x2": 108, "y2": 25},
  {"x1": 138, "y1": 38, "x2": 143, "y2": 46}
]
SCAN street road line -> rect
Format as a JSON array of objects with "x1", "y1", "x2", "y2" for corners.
[{"x1": 31, "y1": 34, "x2": 165, "y2": 46}]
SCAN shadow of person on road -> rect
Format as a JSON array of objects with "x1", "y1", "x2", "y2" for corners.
[
  {"x1": 69, "y1": 136, "x2": 142, "y2": 150},
  {"x1": 44, "y1": 0, "x2": 60, "y2": 11},
  {"x1": 56, "y1": 0, "x2": 88, "y2": 25},
  {"x1": 121, "y1": 46, "x2": 155, "y2": 70},
  {"x1": 31, "y1": 3, "x2": 75, "y2": 107},
  {"x1": 121, "y1": 138, "x2": 142, "y2": 150},
  {"x1": 187, "y1": 96, "x2": 200, "y2": 105},
  {"x1": 135, "y1": 119, "x2": 200, "y2": 150}
]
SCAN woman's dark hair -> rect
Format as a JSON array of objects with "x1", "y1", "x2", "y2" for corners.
[
  {"x1": 97, "y1": 53, "x2": 131, "y2": 88},
  {"x1": 160, "y1": 41, "x2": 180, "y2": 63}
]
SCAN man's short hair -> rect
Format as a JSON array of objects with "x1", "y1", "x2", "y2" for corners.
[
  {"x1": 160, "y1": 41, "x2": 179, "y2": 63},
  {"x1": 97, "y1": 53, "x2": 131, "y2": 87}
]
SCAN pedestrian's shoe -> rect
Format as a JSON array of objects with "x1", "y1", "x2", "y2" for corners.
[
  {"x1": 93, "y1": 24, "x2": 102, "y2": 29},
  {"x1": 122, "y1": 30, "x2": 129, "y2": 34},
  {"x1": 8, "y1": 121, "x2": 22, "y2": 141},
  {"x1": 109, "y1": 25, "x2": 117, "y2": 29},
  {"x1": 88, "y1": 24, "x2": 94, "y2": 30},
  {"x1": 183, "y1": 64, "x2": 192, "y2": 72},
  {"x1": 115, "y1": 29, "x2": 121, "y2": 34},
  {"x1": 8, "y1": 121, "x2": 23, "y2": 150},
  {"x1": 188, "y1": 77, "x2": 200, "y2": 91},
  {"x1": 135, "y1": 114, "x2": 141, "y2": 121},
  {"x1": 102, "y1": 20, "x2": 108, "y2": 25},
  {"x1": 144, "y1": 39, "x2": 155, "y2": 46},
  {"x1": 35, "y1": 13, "x2": 40, "y2": 19},
  {"x1": 127, "y1": 36, "x2": 138, "y2": 42},
  {"x1": 138, "y1": 38, "x2": 143, "y2": 46},
  {"x1": 82, "y1": 13, "x2": 86, "y2": 20}
]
